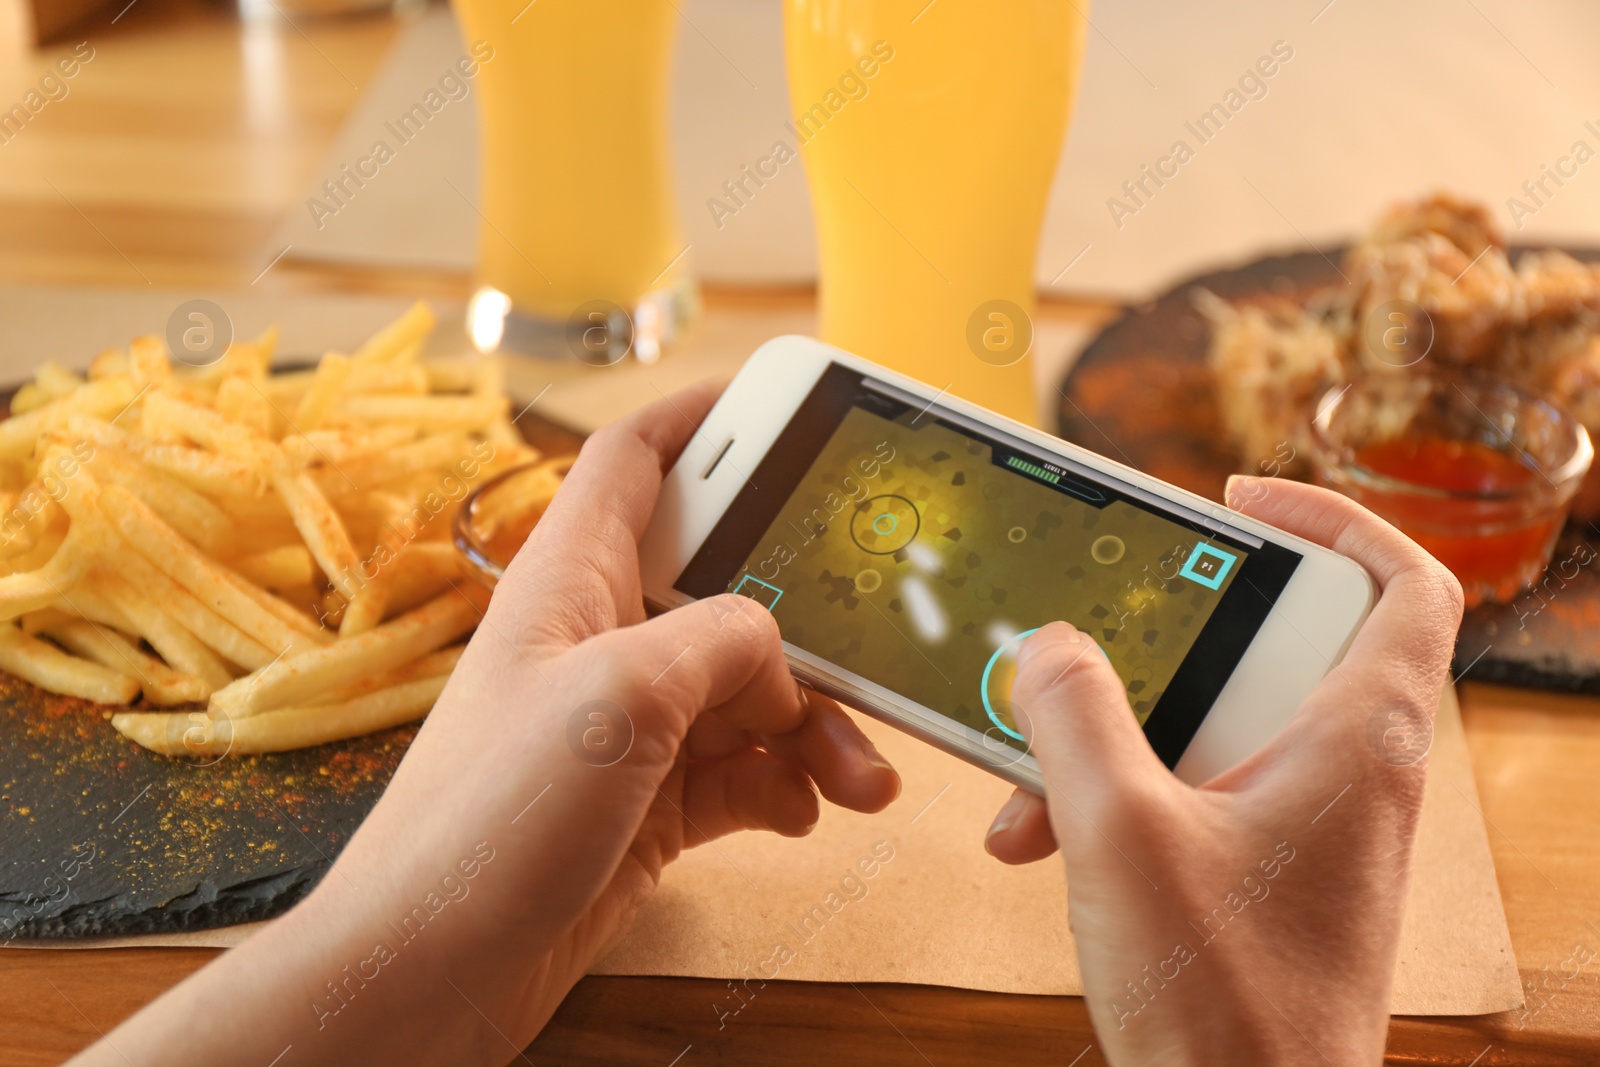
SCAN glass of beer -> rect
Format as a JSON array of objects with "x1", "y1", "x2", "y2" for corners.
[
  {"x1": 451, "y1": 0, "x2": 697, "y2": 365},
  {"x1": 784, "y1": 0, "x2": 1088, "y2": 424}
]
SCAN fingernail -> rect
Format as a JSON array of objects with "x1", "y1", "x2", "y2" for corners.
[
  {"x1": 1225, "y1": 474, "x2": 1256, "y2": 507},
  {"x1": 860, "y1": 741, "x2": 894, "y2": 773},
  {"x1": 1015, "y1": 629, "x2": 1049, "y2": 669},
  {"x1": 1015, "y1": 623, "x2": 1068, "y2": 671},
  {"x1": 857, "y1": 741, "x2": 902, "y2": 804},
  {"x1": 986, "y1": 791, "x2": 1028, "y2": 842}
]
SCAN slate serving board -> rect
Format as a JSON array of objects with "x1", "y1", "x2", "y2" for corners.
[
  {"x1": 1057, "y1": 247, "x2": 1600, "y2": 694},
  {"x1": 0, "y1": 391, "x2": 584, "y2": 940}
]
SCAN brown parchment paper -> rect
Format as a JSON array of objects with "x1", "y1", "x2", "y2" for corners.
[
  {"x1": 19, "y1": 689, "x2": 1520, "y2": 1017},
  {"x1": 590, "y1": 685, "x2": 1522, "y2": 1016},
  {"x1": 0, "y1": 285, "x2": 1518, "y2": 1013}
]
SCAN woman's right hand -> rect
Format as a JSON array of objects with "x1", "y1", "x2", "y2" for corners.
[{"x1": 984, "y1": 477, "x2": 1463, "y2": 1066}]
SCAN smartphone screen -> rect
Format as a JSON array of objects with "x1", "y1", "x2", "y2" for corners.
[{"x1": 675, "y1": 364, "x2": 1303, "y2": 767}]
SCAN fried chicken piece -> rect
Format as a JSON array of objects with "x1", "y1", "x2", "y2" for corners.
[
  {"x1": 1204, "y1": 193, "x2": 1600, "y2": 517},
  {"x1": 1507, "y1": 318, "x2": 1600, "y2": 427},
  {"x1": 1362, "y1": 192, "x2": 1503, "y2": 259},
  {"x1": 1199, "y1": 289, "x2": 1344, "y2": 474},
  {"x1": 1517, "y1": 250, "x2": 1600, "y2": 324},
  {"x1": 1346, "y1": 232, "x2": 1519, "y2": 368},
  {"x1": 1545, "y1": 338, "x2": 1600, "y2": 427}
]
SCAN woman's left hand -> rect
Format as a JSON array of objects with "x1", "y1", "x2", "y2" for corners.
[{"x1": 78, "y1": 383, "x2": 900, "y2": 1067}]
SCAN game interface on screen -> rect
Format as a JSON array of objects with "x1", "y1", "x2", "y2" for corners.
[{"x1": 714, "y1": 392, "x2": 1254, "y2": 753}]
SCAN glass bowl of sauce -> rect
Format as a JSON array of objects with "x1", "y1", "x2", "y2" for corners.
[
  {"x1": 1309, "y1": 373, "x2": 1592, "y2": 608},
  {"x1": 452, "y1": 456, "x2": 576, "y2": 586}
]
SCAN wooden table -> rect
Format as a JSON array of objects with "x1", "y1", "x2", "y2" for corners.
[{"x1": 0, "y1": 3, "x2": 1596, "y2": 1064}]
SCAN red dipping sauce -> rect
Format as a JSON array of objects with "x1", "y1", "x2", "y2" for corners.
[
  {"x1": 1309, "y1": 374, "x2": 1592, "y2": 608},
  {"x1": 1351, "y1": 436, "x2": 1562, "y2": 602}
]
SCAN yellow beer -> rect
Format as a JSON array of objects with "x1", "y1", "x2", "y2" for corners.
[
  {"x1": 784, "y1": 1, "x2": 1087, "y2": 423},
  {"x1": 452, "y1": 0, "x2": 691, "y2": 338}
]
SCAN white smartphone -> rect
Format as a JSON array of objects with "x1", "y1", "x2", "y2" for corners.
[{"x1": 640, "y1": 337, "x2": 1377, "y2": 794}]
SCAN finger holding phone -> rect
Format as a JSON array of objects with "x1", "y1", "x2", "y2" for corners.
[
  {"x1": 76, "y1": 351, "x2": 1454, "y2": 1067},
  {"x1": 637, "y1": 338, "x2": 1459, "y2": 1065},
  {"x1": 985, "y1": 477, "x2": 1462, "y2": 1065},
  {"x1": 73, "y1": 382, "x2": 902, "y2": 1067}
]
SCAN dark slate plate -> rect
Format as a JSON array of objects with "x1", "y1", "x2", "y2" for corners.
[
  {"x1": 1057, "y1": 246, "x2": 1600, "y2": 695},
  {"x1": 0, "y1": 389, "x2": 584, "y2": 940}
]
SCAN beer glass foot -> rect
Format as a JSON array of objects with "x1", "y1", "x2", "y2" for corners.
[{"x1": 466, "y1": 278, "x2": 699, "y2": 367}]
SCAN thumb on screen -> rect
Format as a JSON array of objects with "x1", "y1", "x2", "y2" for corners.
[{"x1": 1011, "y1": 623, "x2": 1173, "y2": 825}]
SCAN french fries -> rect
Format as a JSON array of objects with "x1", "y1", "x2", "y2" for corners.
[
  {"x1": 207, "y1": 591, "x2": 479, "y2": 718},
  {"x1": 0, "y1": 624, "x2": 141, "y2": 704},
  {"x1": 0, "y1": 302, "x2": 565, "y2": 756},
  {"x1": 228, "y1": 545, "x2": 315, "y2": 590},
  {"x1": 46, "y1": 620, "x2": 211, "y2": 706},
  {"x1": 111, "y1": 672, "x2": 453, "y2": 756},
  {"x1": 0, "y1": 377, "x2": 138, "y2": 461}
]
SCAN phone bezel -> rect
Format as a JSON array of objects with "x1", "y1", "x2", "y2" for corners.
[{"x1": 639, "y1": 336, "x2": 1377, "y2": 792}]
